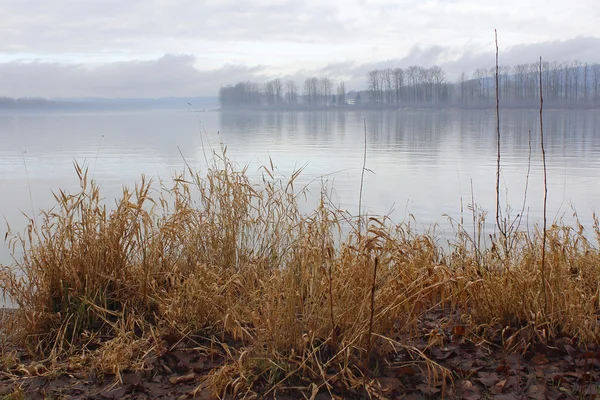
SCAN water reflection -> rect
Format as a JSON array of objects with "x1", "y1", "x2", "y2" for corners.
[
  {"x1": 218, "y1": 109, "x2": 600, "y2": 232},
  {"x1": 0, "y1": 109, "x2": 599, "y2": 270}
]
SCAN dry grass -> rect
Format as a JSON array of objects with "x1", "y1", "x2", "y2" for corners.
[{"x1": 1, "y1": 152, "x2": 600, "y2": 397}]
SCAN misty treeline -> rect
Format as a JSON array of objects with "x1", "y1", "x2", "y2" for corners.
[
  {"x1": 219, "y1": 60, "x2": 600, "y2": 108},
  {"x1": 219, "y1": 77, "x2": 349, "y2": 108},
  {"x1": 459, "y1": 60, "x2": 600, "y2": 106},
  {"x1": 0, "y1": 97, "x2": 58, "y2": 108}
]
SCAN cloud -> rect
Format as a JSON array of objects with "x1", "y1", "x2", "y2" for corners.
[
  {"x1": 442, "y1": 36, "x2": 600, "y2": 79},
  {"x1": 0, "y1": 0, "x2": 350, "y2": 56},
  {"x1": 313, "y1": 36, "x2": 600, "y2": 89},
  {"x1": 1, "y1": 37, "x2": 600, "y2": 98},
  {"x1": 2, "y1": 0, "x2": 600, "y2": 99},
  {"x1": 0, "y1": 55, "x2": 267, "y2": 97},
  {"x1": 2, "y1": 0, "x2": 600, "y2": 67}
]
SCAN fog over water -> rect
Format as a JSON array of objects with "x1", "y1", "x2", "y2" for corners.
[{"x1": 1, "y1": 109, "x2": 599, "y2": 271}]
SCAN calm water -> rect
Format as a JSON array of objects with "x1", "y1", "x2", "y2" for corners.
[{"x1": 1, "y1": 109, "x2": 600, "y2": 270}]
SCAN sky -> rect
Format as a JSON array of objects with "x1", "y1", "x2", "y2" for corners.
[{"x1": 2, "y1": 0, "x2": 600, "y2": 98}]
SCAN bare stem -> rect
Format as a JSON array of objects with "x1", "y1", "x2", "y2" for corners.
[
  {"x1": 364, "y1": 255, "x2": 379, "y2": 384},
  {"x1": 495, "y1": 29, "x2": 503, "y2": 237},
  {"x1": 21, "y1": 151, "x2": 36, "y2": 227},
  {"x1": 358, "y1": 118, "x2": 367, "y2": 237},
  {"x1": 327, "y1": 247, "x2": 335, "y2": 339},
  {"x1": 539, "y1": 56, "x2": 548, "y2": 313}
]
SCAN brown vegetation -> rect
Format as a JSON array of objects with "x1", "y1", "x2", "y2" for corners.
[{"x1": 1, "y1": 153, "x2": 600, "y2": 398}]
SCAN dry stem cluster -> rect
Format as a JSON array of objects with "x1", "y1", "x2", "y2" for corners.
[{"x1": 1, "y1": 154, "x2": 600, "y2": 397}]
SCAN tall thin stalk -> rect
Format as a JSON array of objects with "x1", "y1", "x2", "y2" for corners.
[
  {"x1": 494, "y1": 30, "x2": 501, "y2": 234},
  {"x1": 364, "y1": 255, "x2": 379, "y2": 388},
  {"x1": 92, "y1": 134, "x2": 104, "y2": 180},
  {"x1": 539, "y1": 56, "x2": 548, "y2": 312},
  {"x1": 22, "y1": 150, "x2": 36, "y2": 227},
  {"x1": 358, "y1": 118, "x2": 367, "y2": 237}
]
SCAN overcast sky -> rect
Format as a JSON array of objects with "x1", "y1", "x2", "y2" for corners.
[{"x1": 2, "y1": 0, "x2": 600, "y2": 98}]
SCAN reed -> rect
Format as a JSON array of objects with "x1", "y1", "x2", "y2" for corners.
[{"x1": 1, "y1": 151, "x2": 600, "y2": 397}]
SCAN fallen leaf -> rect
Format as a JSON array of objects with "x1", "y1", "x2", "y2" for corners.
[
  {"x1": 504, "y1": 354, "x2": 524, "y2": 372},
  {"x1": 504, "y1": 376, "x2": 519, "y2": 391},
  {"x1": 583, "y1": 385, "x2": 599, "y2": 396},
  {"x1": 495, "y1": 363, "x2": 509, "y2": 374},
  {"x1": 378, "y1": 377, "x2": 404, "y2": 395},
  {"x1": 122, "y1": 372, "x2": 143, "y2": 387},
  {"x1": 526, "y1": 382, "x2": 547, "y2": 400},
  {"x1": 494, "y1": 394, "x2": 519, "y2": 400},
  {"x1": 99, "y1": 385, "x2": 127, "y2": 399},
  {"x1": 564, "y1": 344, "x2": 577, "y2": 359},
  {"x1": 453, "y1": 325, "x2": 467, "y2": 335},
  {"x1": 459, "y1": 380, "x2": 473, "y2": 390},
  {"x1": 490, "y1": 378, "x2": 507, "y2": 395},
  {"x1": 477, "y1": 371, "x2": 499, "y2": 387},
  {"x1": 416, "y1": 383, "x2": 440, "y2": 396},
  {"x1": 581, "y1": 351, "x2": 595, "y2": 359},
  {"x1": 397, "y1": 365, "x2": 417, "y2": 376},
  {"x1": 169, "y1": 373, "x2": 196, "y2": 385},
  {"x1": 532, "y1": 353, "x2": 549, "y2": 366}
]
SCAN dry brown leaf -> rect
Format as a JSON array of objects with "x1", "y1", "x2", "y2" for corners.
[
  {"x1": 169, "y1": 373, "x2": 196, "y2": 385},
  {"x1": 477, "y1": 371, "x2": 499, "y2": 387}
]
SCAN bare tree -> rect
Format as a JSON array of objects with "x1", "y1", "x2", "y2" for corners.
[
  {"x1": 592, "y1": 64, "x2": 600, "y2": 103},
  {"x1": 319, "y1": 77, "x2": 333, "y2": 106},
  {"x1": 264, "y1": 81, "x2": 275, "y2": 105},
  {"x1": 405, "y1": 66, "x2": 419, "y2": 102},
  {"x1": 572, "y1": 60, "x2": 582, "y2": 102},
  {"x1": 499, "y1": 65, "x2": 511, "y2": 101},
  {"x1": 429, "y1": 66, "x2": 446, "y2": 104},
  {"x1": 285, "y1": 80, "x2": 298, "y2": 104},
  {"x1": 458, "y1": 73, "x2": 467, "y2": 105},
  {"x1": 337, "y1": 81, "x2": 346, "y2": 105},
  {"x1": 303, "y1": 77, "x2": 319, "y2": 106},
  {"x1": 272, "y1": 79, "x2": 283, "y2": 105},
  {"x1": 304, "y1": 77, "x2": 319, "y2": 106},
  {"x1": 563, "y1": 62, "x2": 571, "y2": 100},
  {"x1": 368, "y1": 70, "x2": 381, "y2": 103},
  {"x1": 472, "y1": 68, "x2": 487, "y2": 101},
  {"x1": 527, "y1": 63, "x2": 539, "y2": 102},
  {"x1": 513, "y1": 64, "x2": 529, "y2": 101},
  {"x1": 382, "y1": 68, "x2": 393, "y2": 103},
  {"x1": 583, "y1": 63, "x2": 589, "y2": 103},
  {"x1": 392, "y1": 68, "x2": 404, "y2": 103}
]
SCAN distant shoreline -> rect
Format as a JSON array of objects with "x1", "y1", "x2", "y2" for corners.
[{"x1": 219, "y1": 103, "x2": 600, "y2": 112}]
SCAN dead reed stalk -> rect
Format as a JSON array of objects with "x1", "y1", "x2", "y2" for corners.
[
  {"x1": 495, "y1": 29, "x2": 502, "y2": 237},
  {"x1": 539, "y1": 56, "x2": 548, "y2": 313},
  {"x1": 358, "y1": 118, "x2": 367, "y2": 237}
]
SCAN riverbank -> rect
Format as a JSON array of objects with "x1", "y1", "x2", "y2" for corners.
[
  {"x1": 2, "y1": 308, "x2": 599, "y2": 399},
  {"x1": 1, "y1": 155, "x2": 600, "y2": 399}
]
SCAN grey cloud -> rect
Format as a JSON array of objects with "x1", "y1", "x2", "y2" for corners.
[
  {"x1": 0, "y1": 55, "x2": 267, "y2": 97},
  {"x1": 3, "y1": 0, "x2": 600, "y2": 69},
  {"x1": 443, "y1": 36, "x2": 600, "y2": 79},
  {"x1": 1, "y1": 0, "x2": 351, "y2": 55},
  {"x1": 314, "y1": 36, "x2": 600, "y2": 89},
  {"x1": 2, "y1": 36, "x2": 600, "y2": 98}
]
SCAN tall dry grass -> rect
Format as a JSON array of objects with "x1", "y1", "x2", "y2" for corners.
[{"x1": 1, "y1": 152, "x2": 600, "y2": 397}]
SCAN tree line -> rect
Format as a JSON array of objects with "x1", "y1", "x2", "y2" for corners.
[
  {"x1": 219, "y1": 77, "x2": 349, "y2": 108},
  {"x1": 460, "y1": 61, "x2": 600, "y2": 106},
  {"x1": 219, "y1": 60, "x2": 600, "y2": 108}
]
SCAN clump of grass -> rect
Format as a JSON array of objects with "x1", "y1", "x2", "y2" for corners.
[
  {"x1": 455, "y1": 217, "x2": 600, "y2": 345},
  {"x1": 1, "y1": 151, "x2": 600, "y2": 397},
  {"x1": 1, "y1": 163, "x2": 160, "y2": 352}
]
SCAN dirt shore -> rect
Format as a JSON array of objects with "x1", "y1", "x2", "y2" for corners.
[{"x1": 1, "y1": 310, "x2": 599, "y2": 399}]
